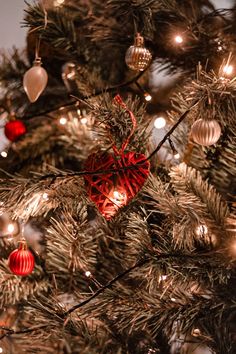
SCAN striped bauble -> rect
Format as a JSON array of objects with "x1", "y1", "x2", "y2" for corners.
[
  {"x1": 9, "y1": 240, "x2": 35, "y2": 276},
  {"x1": 125, "y1": 33, "x2": 152, "y2": 71},
  {"x1": 191, "y1": 118, "x2": 221, "y2": 146}
]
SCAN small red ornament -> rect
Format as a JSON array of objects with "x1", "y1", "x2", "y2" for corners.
[
  {"x1": 4, "y1": 120, "x2": 26, "y2": 142},
  {"x1": 8, "y1": 240, "x2": 35, "y2": 276},
  {"x1": 84, "y1": 151, "x2": 150, "y2": 219}
]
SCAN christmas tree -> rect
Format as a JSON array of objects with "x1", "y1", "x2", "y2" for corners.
[{"x1": 0, "y1": 1, "x2": 235, "y2": 353}]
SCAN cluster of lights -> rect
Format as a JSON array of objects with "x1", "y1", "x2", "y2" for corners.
[{"x1": 154, "y1": 116, "x2": 166, "y2": 129}]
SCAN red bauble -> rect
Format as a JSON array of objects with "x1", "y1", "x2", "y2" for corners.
[
  {"x1": 8, "y1": 241, "x2": 35, "y2": 276},
  {"x1": 84, "y1": 151, "x2": 150, "y2": 219},
  {"x1": 4, "y1": 120, "x2": 26, "y2": 142}
]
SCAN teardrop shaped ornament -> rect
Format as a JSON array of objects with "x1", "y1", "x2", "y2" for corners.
[{"x1": 23, "y1": 58, "x2": 48, "y2": 103}]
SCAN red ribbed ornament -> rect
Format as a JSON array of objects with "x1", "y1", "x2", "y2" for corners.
[
  {"x1": 8, "y1": 241, "x2": 35, "y2": 276},
  {"x1": 4, "y1": 120, "x2": 26, "y2": 142}
]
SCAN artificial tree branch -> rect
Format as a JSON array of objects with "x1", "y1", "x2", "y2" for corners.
[
  {"x1": 38, "y1": 98, "x2": 199, "y2": 182},
  {"x1": 20, "y1": 70, "x2": 147, "y2": 120}
]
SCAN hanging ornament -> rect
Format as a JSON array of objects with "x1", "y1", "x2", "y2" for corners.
[
  {"x1": 125, "y1": 33, "x2": 152, "y2": 71},
  {"x1": 8, "y1": 240, "x2": 35, "y2": 276},
  {"x1": 191, "y1": 118, "x2": 221, "y2": 146},
  {"x1": 84, "y1": 95, "x2": 150, "y2": 219},
  {"x1": 4, "y1": 120, "x2": 26, "y2": 142},
  {"x1": 23, "y1": 58, "x2": 48, "y2": 103}
]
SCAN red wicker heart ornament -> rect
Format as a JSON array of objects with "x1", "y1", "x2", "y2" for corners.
[{"x1": 84, "y1": 151, "x2": 150, "y2": 219}]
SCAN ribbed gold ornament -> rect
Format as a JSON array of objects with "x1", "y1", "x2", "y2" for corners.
[
  {"x1": 125, "y1": 33, "x2": 152, "y2": 71},
  {"x1": 191, "y1": 118, "x2": 221, "y2": 146}
]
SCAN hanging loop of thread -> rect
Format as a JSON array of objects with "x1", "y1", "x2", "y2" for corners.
[
  {"x1": 113, "y1": 94, "x2": 137, "y2": 155},
  {"x1": 34, "y1": 1, "x2": 48, "y2": 61}
]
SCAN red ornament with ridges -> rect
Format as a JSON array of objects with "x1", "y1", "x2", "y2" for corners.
[
  {"x1": 4, "y1": 120, "x2": 26, "y2": 142},
  {"x1": 8, "y1": 241, "x2": 35, "y2": 276},
  {"x1": 84, "y1": 151, "x2": 150, "y2": 220}
]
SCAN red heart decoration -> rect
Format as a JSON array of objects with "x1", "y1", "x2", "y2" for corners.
[{"x1": 84, "y1": 151, "x2": 150, "y2": 219}]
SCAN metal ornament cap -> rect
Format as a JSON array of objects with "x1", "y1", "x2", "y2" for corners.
[
  {"x1": 23, "y1": 58, "x2": 48, "y2": 103},
  {"x1": 191, "y1": 118, "x2": 221, "y2": 146}
]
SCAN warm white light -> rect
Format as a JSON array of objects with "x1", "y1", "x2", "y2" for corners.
[
  {"x1": 171, "y1": 297, "x2": 176, "y2": 302},
  {"x1": 174, "y1": 35, "x2": 183, "y2": 44},
  {"x1": 154, "y1": 116, "x2": 166, "y2": 129},
  {"x1": 42, "y1": 192, "x2": 49, "y2": 201},
  {"x1": 59, "y1": 117, "x2": 67, "y2": 125},
  {"x1": 223, "y1": 64, "x2": 233, "y2": 76},
  {"x1": 0, "y1": 347, "x2": 3, "y2": 353},
  {"x1": 85, "y1": 271, "x2": 91, "y2": 277},
  {"x1": 159, "y1": 275, "x2": 167, "y2": 281},
  {"x1": 54, "y1": 0, "x2": 65, "y2": 6},
  {"x1": 113, "y1": 190, "x2": 120, "y2": 199},
  {"x1": 192, "y1": 328, "x2": 201, "y2": 337},
  {"x1": 144, "y1": 93, "x2": 152, "y2": 102},
  {"x1": 7, "y1": 223, "x2": 15, "y2": 234},
  {"x1": 80, "y1": 117, "x2": 88, "y2": 125},
  {"x1": 174, "y1": 153, "x2": 180, "y2": 160},
  {"x1": 195, "y1": 224, "x2": 208, "y2": 236},
  {"x1": 1, "y1": 151, "x2": 7, "y2": 158}
]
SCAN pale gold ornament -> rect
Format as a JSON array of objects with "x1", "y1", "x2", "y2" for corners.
[
  {"x1": 125, "y1": 33, "x2": 152, "y2": 71},
  {"x1": 23, "y1": 58, "x2": 48, "y2": 103},
  {"x1": 191, "y1": 118, "x2": 221, "y2": 146}
]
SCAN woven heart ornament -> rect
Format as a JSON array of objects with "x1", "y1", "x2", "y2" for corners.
[
  {"x1": 84, "y1": 151, "x2": 150, "y2": 219},
  {"x1": 84, "y1": 95, "x2": 150, "y2": 219}
]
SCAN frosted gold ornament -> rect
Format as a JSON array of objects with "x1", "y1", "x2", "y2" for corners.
[
  {"x1": 125, "y1": 33, "x2": 152, "y2": 71},
  {"x1": 23, "y1": 58, "x2": 48, "y2": 103},
  {"x1": 191, "y1": 118, "x2": 221, "y2": 146}
]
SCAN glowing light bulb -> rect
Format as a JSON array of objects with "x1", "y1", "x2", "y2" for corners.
[
  {"x1": 80, "y1": 117, "x2": 88, "y2": 125},
  {"x1": 113, "y1": 190, "x2": 120, "y2": 199},
  {"x1": 54, "y1": 0, "x2": 65, "y2": 6},
  {"x1": 1, "y1": 151, "x2": 7, "y2": 158},
  {"x1": 154, "y1": 116, "x2": 166, "y2": 129},
  {"x1": 174, "y1": 35, "x2": 183, "y2": 44},
  {"x1": 144, "y1": 93, "x2": 152, "y2": 102},
  {"x1": 159, "y1": 275, "x2": 167, "y2": 281},
  {"x1": 85, "y1": 271, "x2": 91, "y2": 277},
  {"x1": 59, "y1": 117, "x2": 67, "y2": 125},
  {"x1": 0, "y1": 347, "x2": 3, "y2": 353},
  {"x1": 195, "y1": 224, "x2": 208, "y2": 236},
  {"x1": 174, "y1": 152, "x2": 180, "y2": 159},
  {"x1": 42, "y1": 192, "x2": 49, "y2": 200},
  {"x1": 7, "y1": 223, "x2": 15, "y2": 234},
  {"x1": 192, "y1": 328, "x2": 201, "y2": 337},
  {"x1": 223, "y1": 64, "x2": 233, "y2": 76}
]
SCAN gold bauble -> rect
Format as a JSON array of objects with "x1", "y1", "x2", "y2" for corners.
[
  {"x1": 191, "y1": 118, "x2": 221, "y2": 146},
  {"x1": 125, "y1": 33, "x2": 152, "y2": 71}
]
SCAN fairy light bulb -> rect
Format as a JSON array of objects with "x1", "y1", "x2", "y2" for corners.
[
  {"x1": 85, "y1": 271, "x2": 91, "y2": 277},
  {"x1": 54, "y1": 0, "x2": 65, "y2": 6},
  {"x1": 159, "y1": 275, "x2": 167, "y2": 281},
  {"x1": 223, "y1": 64, "x2": 233, "y2": 76},
  {"x1": 154, "y1": 116, "x2": 166, "y2": 129},
  {"x1": 174, "y1": 152, "x2": 180, "y2": 159},
  {"x1": 80, "y1": 117, "x2": 88, "y2": 125},
  {"x1": 1, "y1": 151, "x2": 7, "y2": 158},
  {"x1": 42, "y1": 192, "x2": 49, "y2": 201},
  {"x1": 174, "y1": 35, "x2": 183, "y2": 44},
  {"x1": 0, "y1": 347, "x2": 3, "y2": 353},
  {"x1": 59, "y1": 117, "x2": 67, "y2": 125},
  {"x1": 195, "y1": 224, "x2": 208, "y2": 236},
  {"x1": 144, "y1": 92, "x2": 152, "y2": 101},
  {"x1": 7, "y1": 223, "x2": 15, "y2": 234}
]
